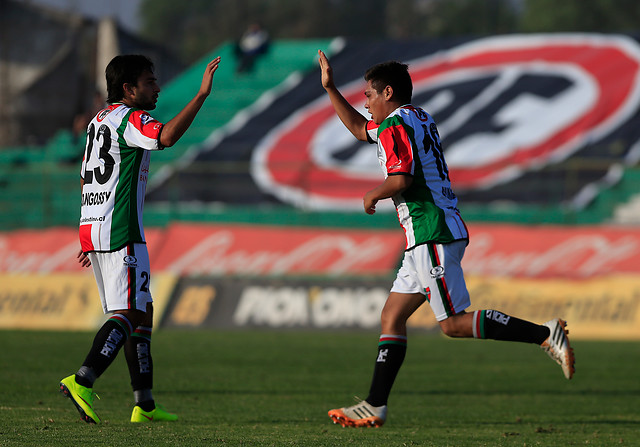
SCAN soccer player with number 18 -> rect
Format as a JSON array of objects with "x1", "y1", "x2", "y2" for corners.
[{"x1": 317, "y1": 50, "x2": 575, "y2": 428}]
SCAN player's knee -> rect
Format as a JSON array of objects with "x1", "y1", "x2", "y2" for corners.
[
  {"x1": 380, "y1": 309, "x2": 406, "y2": 334},
  {"x1": 439, "y1": 323, "x2": 456, "y2": 338},
  {"x1": 439, "y1": 318, "x2": 463, "y2": 338},
  {"x1": 122, "y1": 304, "x2": 153, "y2": 328}
]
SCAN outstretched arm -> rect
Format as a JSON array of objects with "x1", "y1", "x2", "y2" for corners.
[
  {"x1": 160, "y1": 56, "x2": 222, "y2": 147},
  {"x1": 318, "y1": 50, "x2": 368, "y2": 142}
]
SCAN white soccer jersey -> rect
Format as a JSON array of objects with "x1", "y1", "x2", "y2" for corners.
[
  {"x1": 366, "y1": 105, "x2": 468, "y2": 250},
  {"x1": 79, "y1": 103, "x2": 163, "y2": 252}
]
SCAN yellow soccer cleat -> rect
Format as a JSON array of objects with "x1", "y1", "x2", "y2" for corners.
[
  {"x1": 59, "y1": 375, "x2": 101, "y2": 424},
  {"x1": 131, "y1": 404, "x2": 178, "y2": 423}
]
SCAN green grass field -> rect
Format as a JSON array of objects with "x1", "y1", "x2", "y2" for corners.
[{"x1": 0, "y1": 329, "x2": 638, "y2": 446}]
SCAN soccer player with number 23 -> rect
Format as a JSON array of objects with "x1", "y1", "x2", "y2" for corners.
[
  {"x1": 60, "y1": 54, "x2": 221, "y2": 424},
  {"x1": 318, "y1": 49, "x2": 575, "y2": 428}
]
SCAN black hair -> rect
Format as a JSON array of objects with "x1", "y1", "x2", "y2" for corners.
[
  {"x1": 105, "y1": 55, "x2": 155, "y2": 104},
  {"x1": 364, "y1": 61, "x2": 412, "y2": 104}
]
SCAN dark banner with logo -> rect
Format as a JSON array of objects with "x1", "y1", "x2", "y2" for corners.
[
  {"x1": 159, "y1": 273, "x2": 640, "y2": 339},
  {"x1": 161, "y1": 276, "x2": 394, "y2": 330},
  {"x1": 147, "y1": 34, "x2": 640, "y2": 209}
]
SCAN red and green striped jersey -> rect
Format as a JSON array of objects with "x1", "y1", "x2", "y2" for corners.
[
  {"x1": 366, "y1": 105, "x2": 468, "y2": 250},
  {"x1": 79, "y1": 103, "x2": 164, "y2": 252}
]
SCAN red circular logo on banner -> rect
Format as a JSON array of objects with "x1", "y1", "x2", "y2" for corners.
[{"x1": 251, "y1": 34, "x2": 640, "y2": 209}]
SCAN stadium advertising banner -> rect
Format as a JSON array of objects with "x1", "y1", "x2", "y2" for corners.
[
  {"x1": 162, "y1": 276, "x2": 391, "y2": 330},
  {"x1": 154, "y1": 223, "x2": 639, "y2": 338},
  {"x1": 464, "y1": 223, "x2": 640, "y2": 278},
  {"x1": 0, "y1": 273, "x2": 176, "y2": 331},
  {"x1": 0, "y1": 227, "x2": 165, "y2": 273},
  {"x1": 463, "y1": 275, "x2": 640, "y2": 340},
  {"x1": 2, "y1": 223, "x2": 638, "y2": 277},
  {"x1": 161, "y1": 274, "x2": 640, "y2": 339},
  {"x1": 147, "y1": 33, "x2": 640, "y2": 211},
  {"x1": 1, "y1": 223, "x2": 640, "y2": 338},
  {"x1": 0, "y1": 224, "x2": 403, "y2": 331},
  {"x1": 0, "y1": 273, "x2": 102, "y2": 330},
  {"x1": 151, "y1": 223, "x2": 405, "y2": 276}
]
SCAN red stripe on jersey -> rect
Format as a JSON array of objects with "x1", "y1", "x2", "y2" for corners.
[
  {"x1": 379, "y1": 124, "x2": 414, "y2": 175},
  {"x1": 79, "y1": 225, "x2": 94, "y2": 252},
  {"x1": 128, "y1": 110, "x2": 163, "y2": 140}
]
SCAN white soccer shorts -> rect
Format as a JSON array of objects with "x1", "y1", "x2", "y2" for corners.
[
  {"x1": 391, "y1": 240, "x2": 470, "y2": 321},
  {"x1": 88, "y1": 243, "x2": 153, "y2": 313}
]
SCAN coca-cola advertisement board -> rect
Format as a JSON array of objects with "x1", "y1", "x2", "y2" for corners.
[
  {"x1": 151, "y1": 223, "x2": 404, "y2": 276},
  {"x1": 1, "y1": 223, "x2": 640, "y2": 278}
]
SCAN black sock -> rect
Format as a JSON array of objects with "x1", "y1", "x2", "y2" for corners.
[
  {"x1": 136, "y1": 399, "x2": 155, "y2": 412},
  {"x1": 365, "y1": 335, "x2": 407, "y2": 407},
  {"x1": 79, "y1": 315, "x2": 132, "y2": 386},
  {"x1": 125, "y1": 326, "x2": 154, "y2": 408},
  {"x1": 472, "y1": 310, "x2": 550, "y2": 344},
  {"x1": 74, "y1": 366, "x2": 97, "y2": 388},
  {"x1": 125, "y1": 327, "x2": 153, "y2": 391}
]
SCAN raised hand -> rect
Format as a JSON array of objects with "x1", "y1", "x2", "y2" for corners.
[
  {"x1": 199, "y1": 56, "x2": 222, "y2": 97},
  {"x1": 318, "y1": 50, "x2": 335, "y2": 90}
]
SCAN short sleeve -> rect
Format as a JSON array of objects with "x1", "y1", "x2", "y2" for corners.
[
  {"x1": 366, "y1": 120, "x2": 379, "y2": 144},
  {"x1": 123, "y1": 110, "x2": 164, "y2": 150},
  {"x1": 378, "y1": 123, "x2": 414, "y2": 175}
]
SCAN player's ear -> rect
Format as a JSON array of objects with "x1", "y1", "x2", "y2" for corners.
[
  {"x1": 383, "y1": 85, "x2": 393, "y2": 101},
  {"x1": 123, "y1": 82, "x2": 135, "y2": 97}
]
